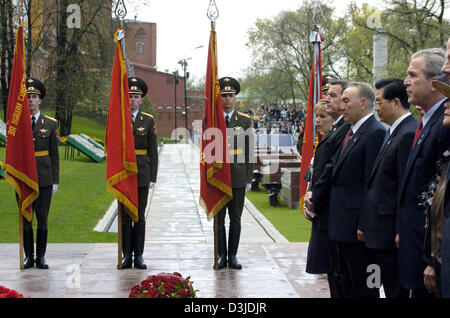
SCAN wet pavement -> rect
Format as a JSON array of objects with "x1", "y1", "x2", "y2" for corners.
[{"x1": 0, "y1": 143, "x2": 329, "y2": 298}]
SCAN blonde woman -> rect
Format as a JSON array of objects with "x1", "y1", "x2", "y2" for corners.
[{"x1": 305, "y1": 100, "x2": 335, "y2": 276}]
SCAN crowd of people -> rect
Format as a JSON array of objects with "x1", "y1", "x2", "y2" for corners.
[
  {"x1": 246, "y1": 105, "x2": 305, "y2": 135},
  {"x1": 301, "y1": 40, "x2": 450, "y2": 298}
]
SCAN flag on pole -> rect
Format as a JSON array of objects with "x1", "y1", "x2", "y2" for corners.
[
  {"x1": 299, "y1": 31, "x2": 323, "y2": 214},
  {"x1": 5, "y1": 25, "x2": 39, "y2": 222},
  {"x1": 105, "y1": 28, "x2": 138, "y2": 222},
  {"x1": 200, "y1": 26, "x2": 232, "y2": 220}
]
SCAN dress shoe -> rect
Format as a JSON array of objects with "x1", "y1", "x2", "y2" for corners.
[
  {"x1": 228, "y1": 255, "x2": 242, "y2": 269},
  {"x1": 214, "y1": 255, "x2": 227, "y2": 270},
  {"x1": 35, "y1": 256, "x2": 49, "y2": 269},
  {"x1": 23, "y1": 256, "x2": 34, "y2": 269},
  {"x1": 119, "y1": 254, "x2": 132, "y2": 269},
  {"x1": 134, "y1": 255, "x2": 147, "y2": 269}
]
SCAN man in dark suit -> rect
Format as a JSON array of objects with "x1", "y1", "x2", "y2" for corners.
[
  {"x1": 120, "y1": 77, "x2": 158, "y2": 269},
  {"x1": 359, "y1": 78, "x2": 417, "y2": 298},
  {"x1": 440, "y1": 37, "x2": 450, "y2": 298},
  {"x1": 398, "y1": 48, "x2": 448, "y2": 297},
  {"x1": 328, "y1": 82, "x2": 386, "y2": 298},
  {"x1": 304, "y1": 79, "x2": 351, "y2": 297},
  {"x1": 23, "y1": 78, "x2": 60, "y2": 269},
  {"x1": 216, "y1": 77, "x2": 253, "y2": 270}
]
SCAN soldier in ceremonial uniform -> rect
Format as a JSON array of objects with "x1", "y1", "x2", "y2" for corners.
[
  {"x1": 120, "y1": 76, "x2": 158, "y2": 269},
  {"x1": 216, "y1": 77, "x2": 253, "y2": 269},
  {"x1": 23, "y1": 78, "x2": 59, "y2": 269}
]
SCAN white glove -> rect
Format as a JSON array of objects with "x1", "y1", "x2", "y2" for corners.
[
  {"x1": 52, "y1": 184, "x2": 58, "y2": 194},
  {"x1": 245, "y1": 183, "x2": 252, "y2": 192},
  {"x1": 149, "y1": 182, "x2": 155, "y2": 189}
]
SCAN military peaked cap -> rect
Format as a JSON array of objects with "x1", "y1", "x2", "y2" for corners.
[
  {"x1": 128, "y1": 77, "x2": 148, "y2": 97},
  {"x1": 26, "y1": 78, "x2": 46, "y2": 99},
  {"x1": 219, "y1": 77, "x2": 240, "y2": 95},
  {"x1": 322, "y1": 74, "x2": 337, "y2": 92}
]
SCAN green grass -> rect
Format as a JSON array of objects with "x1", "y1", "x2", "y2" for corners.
[
  {"x1": 0, "y1": 115, "x2": 116, "y2": 243},
  {"x1": 246, "y1": 187, "x2": 312, "y2": 242},
  {"x1": 70, "y1": 116, "x2": 106, "y2": 140}
]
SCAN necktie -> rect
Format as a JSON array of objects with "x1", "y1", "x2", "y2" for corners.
[
  {"x1": 225, "y1": 115, "x2": 230, "y2": 127},
  {"x1": 413, "y1": 120, "x2": 423, "y2": 147},
  {"x1": 340, "y1": 128, "x2": 353, "y2": 154},
  {"x1": 381, "y1": 128, "x2": 390, "y2": 149},
  {"x1": 32, "y1": 116, "x2": 36, "y2": 129}
]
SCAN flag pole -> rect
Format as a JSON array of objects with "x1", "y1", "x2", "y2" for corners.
[
  {"x1": 210, "y1": 20, "x2": 218, "y2": 270},
  {"x1": 213, "y1": 216, "x2": 218, "y2": 269},
  {"x1": 19, "y1": 209, "x2": 24, "y2": 270},
  {"x1": 117, "y1": 203, "x2": 123, "y2": 269},
  {"x1": 113, "y1": 0, "x2": 127, "y2": 271},
  {"x1": 207, "y1": 0, "x2": 222, "y2": 270}
]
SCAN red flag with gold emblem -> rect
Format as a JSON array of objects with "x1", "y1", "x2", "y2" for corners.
[
  {"x1": 200, "y1": 26, "x2": 232, "y2": 220},
  {"x1": 299, "y1": 31, "x2": 323, "y2": 215},
  {"x1": 105, "y1": 28, "x2": 138, "y2": 222},
  {"x1": 5, "y1": 25, "x2": 39, "y2": 222}
]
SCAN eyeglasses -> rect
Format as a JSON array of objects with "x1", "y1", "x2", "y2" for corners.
[{"x1": 374, "y1": 99, "x2": 391, "y2": 107}]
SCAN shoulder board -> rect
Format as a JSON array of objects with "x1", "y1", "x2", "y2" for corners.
[
  {"x1": 141, "y1": 112, "x2": 154, "y2": 118},
  {"x1": 44, "y1": 115, "x2": 57, "y2": 122},
  {"x1": 237, "y1": 112, "x2": 250, "y2": 119}
]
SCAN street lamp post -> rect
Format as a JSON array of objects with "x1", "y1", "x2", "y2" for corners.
[
  {"x1": 173, "y1": 70, "x2": 178, "y2": 130},
  {"x1": 179, "y1": 59, "x2": 190, "y2": 130},
  {"x1": 178, "y1": 45, "x2": 204, "y2": 135}
]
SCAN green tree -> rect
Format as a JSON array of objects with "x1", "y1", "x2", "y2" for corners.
[
  {"x1": 49, "y1": 0, "x2": 114, "y2": 136},
  {"x1": 346, "y1": 0, "x2": 449, "y2": 80},
  {"x1": 245, "y1": 1, "x2": 346, "y2": 106}
]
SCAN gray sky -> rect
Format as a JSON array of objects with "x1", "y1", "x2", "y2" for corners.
[{"x1": 125, "y1": 0, "x2": 394, "y2": 81}]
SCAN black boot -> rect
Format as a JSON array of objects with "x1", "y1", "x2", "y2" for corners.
[
  {"x1": 214, "y1": 223, "x2": 228, "y2": 270},
  {"x1": 133, "y1": 222, "x2": 147, "y2": 269},
  {"x1": 228, "y1": 224, "x2": 242, "y2": 269},
  {"x1": 23, "y1": 228, "x2": 34, "y2": 269},
  {"x1": 35, "y1": 229, "x2": 49, "y2": 269},
  {"x1": 120, "y1": 220, "x2": 133, "y2": 269}
]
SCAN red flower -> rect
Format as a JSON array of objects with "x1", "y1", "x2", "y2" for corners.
[
  {"x1": 0, "y1": 286, "x2": 26, "y2": 298},
  {"x1": 128, "y1": 272, "x2": 197, "y2": 298}
]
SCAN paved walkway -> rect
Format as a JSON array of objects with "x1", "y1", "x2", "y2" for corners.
[{"x1": 0, "y1": 143, "x2": 329, "y2": 298}]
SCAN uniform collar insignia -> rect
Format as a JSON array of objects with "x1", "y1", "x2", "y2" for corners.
[
  {"x1": 39, "y1": 128, "x2": 47, "y2": 133},
  {"x1": 137, "y1": 127, "x2": 145, "y2": 132}
]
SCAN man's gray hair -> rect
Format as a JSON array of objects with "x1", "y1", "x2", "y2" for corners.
[
  {"x1": 348, "y1": 82, "x2": 375, "y2": 109},
  {"x1": 411, "y1": 48, "x2": 445, "y2": 79}
]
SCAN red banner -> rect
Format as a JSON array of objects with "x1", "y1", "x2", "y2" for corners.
[
  {"x1": 200, "y1": 27, "x2": 232, "y2": 220},
  {"x1": 299, "y1": 31, "x2": 323, "y2": 214},
  {"x1": 105, "y1": 28, "x2": 138, "y2": 222},
  {"x1": 5, "y1": 25, "x2": 39, "y2": 222}
]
